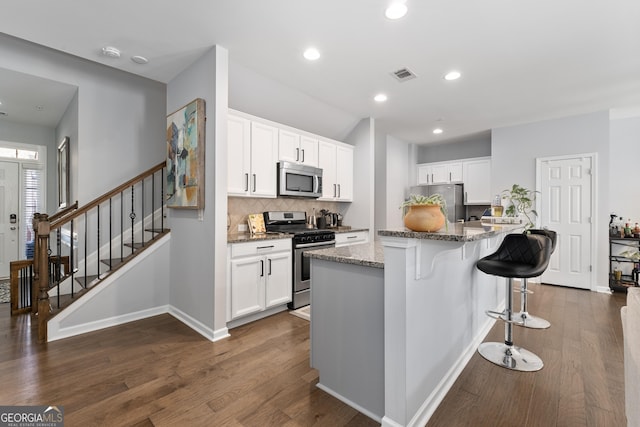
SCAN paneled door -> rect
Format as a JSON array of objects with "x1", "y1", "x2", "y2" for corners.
[
  {"x1": 0, "y1": 161, "x2": 19, "y2": 278},
  {"x1": 537, "y1": 155, "x2": 594, "y2": 289}
]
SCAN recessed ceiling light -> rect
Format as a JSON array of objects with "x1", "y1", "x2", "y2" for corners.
[
  {"x1": 35, "y1": 105, "x2": 44, "y2": 111},
  {"x1": 101, "y1": 46, "x2": 121, "y2": 58},
  {"x1": 444, "y1": 70, "x2": 461, "y2": 81},
  {"x1": 303, "y1": 48, "x2": 321, "y2": 61},
  {"x1": 131, "y1": 55, "x2": 149, "y2": 65},
  {"x1": 374, "y1": 94, "x2": 388, "y2": 102},
  {"x1": 385, "y1": 1, "x2": 408, "y2": 20},
  {"x1": 433, "y1": 128, "x2": 443, "y2": 134}
]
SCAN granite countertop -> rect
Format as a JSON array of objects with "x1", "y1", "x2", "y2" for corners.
[
  {"x1": 305, "y1": 241, "x2": 384, "y2": 269},
  {"x1": 227, "y1": 232, "x2": 292, "y2": 243},
  {"x1": 377, "y1": 220, "x2": 524, "y2": 242}
]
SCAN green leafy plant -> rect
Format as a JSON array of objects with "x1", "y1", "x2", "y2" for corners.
[
  {"x1": 501, "y1": 184, "x2": 539, "y2": 230},
  {"x1": 400, "y1": 193, "x2": 449, "y2": 231}
]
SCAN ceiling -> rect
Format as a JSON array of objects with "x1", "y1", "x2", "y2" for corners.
[{"x1": 2, "y1": 0, "x2": 640, "y2": 143}]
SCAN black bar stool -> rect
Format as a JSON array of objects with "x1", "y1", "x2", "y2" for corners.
[
  {"x1": 512, "y1": 229, "x2": 557, "y2": 329},
  {"x1": 476, "y1": 233, "x2": 552, "y2": 371}
]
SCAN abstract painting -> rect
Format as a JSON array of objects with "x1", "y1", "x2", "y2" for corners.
[{"x1": 166, "y1": 98, "x2": 205, "y2": 209}]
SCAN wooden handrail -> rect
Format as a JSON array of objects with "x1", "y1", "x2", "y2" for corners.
[
  {"x1": 49, "y1": 201, "x2": 79, "y2": 223},
  {"x1": 50, "y1": 161, "x2": 165, "y2": 230}
]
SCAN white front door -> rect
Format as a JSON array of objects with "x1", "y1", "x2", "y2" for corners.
[
  {"x1": 0, "y1": 161, "x2": 20, "y2": 278},
  {"x1": 537, "y1": 155, "x2": 594, "y2": 289}
]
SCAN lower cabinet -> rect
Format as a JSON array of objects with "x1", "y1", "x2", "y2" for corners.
[
  {"x1": 335, "y1": 230, "x2": 369, "y2": 247},
  {"x1": 228, "y1": 239, "x2": 292, "y2": 320}
]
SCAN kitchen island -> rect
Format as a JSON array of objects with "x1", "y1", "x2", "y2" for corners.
[{"x1": 307, "y1": 221, "x2": 522, "y2": 427}]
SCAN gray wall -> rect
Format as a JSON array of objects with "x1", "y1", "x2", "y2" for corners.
[
  {"x1": 167, "y1": 46, "x2": 228, "y2": 338},
  {"x1": 417, "y1": 134, "x2": 491, "y2": 163},
  {"x1": 343, "y1": 118, "x2": 374, "y2": 238},
  {"x1": 0, "y1": 33, "x2": 166, "y2": 204},
  {"x1": 610, "y1": 116, "x2": 640, "y2": 221},
  {"x1": 492, "y1": 110, "x2": 610, "y2": 288},
  {"x1": 386, "y1": 135, "x2": 411, "y2": 230},
  {"x1": 0, "y1": 120, "x2": 56, "y2": 209},
  {"x1": 55, "y1": 91, "x2": 79, "y2": 210},
  {"x1": 228, "y1": 59, "x2": 360, "y2": 142}
]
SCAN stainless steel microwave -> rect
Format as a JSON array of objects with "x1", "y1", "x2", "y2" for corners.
[{"x1": 277, "y1": 161, "x2": 323, "y2": 198}]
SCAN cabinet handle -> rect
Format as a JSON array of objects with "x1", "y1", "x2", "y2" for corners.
[
  {"x1": 268, "y1": 259, "x2": 272, "y2": 275},
  {"x1": 464, "y1": 192, "x2": 468, "y2": 204},
  {"x1": 338, "y1": 184, "x2": 341, "y2": 198},
  {"x1": 449, "y1": 172, "x2": 452, "y2": 181},
  {"x1": 252, "y1": 174, "x2": 257, "y2": 192},
  {"x1": 296, "y1": 147, "x2": 300, "y2": 162},
  {"x1": 431, "y1": 173, "x2": 434, "y2": 183},
  {"x1": 257, "y1": 245, "x2": 274, "y2": 250},
  {"x1": 260, "y1": 260, "x2": 264, "y2": 277},
  {"x1": 301, "y1": 149, "x2": 305, "y2": 163},
  {"x1": 334, "y1": 184, "x2": 337, "y2": 197},
  {"x1": 347, "y1": 236, "x2": 357, "y2": 239},
  {"x1": 244, "y1": 173, "x2": 249, "y2": 191}
]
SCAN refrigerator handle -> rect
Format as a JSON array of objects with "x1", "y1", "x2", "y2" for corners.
[{"x1": 464, "y1": 191, "x2": 467, "y2": 204}]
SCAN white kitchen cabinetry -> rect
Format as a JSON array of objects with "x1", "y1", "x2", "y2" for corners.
[
  {"x1": 279, "y1": 129, "x2": 318, "y2": 167},
  {"x1": 228, "y1": 239, "x2": 292, "y2": 320},
  {"x1": 462, "y1": 158, "x2": 491, "y2": 205},
  {"x1": 227, "y1": 114, "x2": 278, "y2": 198},
  {"x1": 319, "y1": 140, "x2": 353, "y2": 201},
  {"x1": 416, "y1": 161, "x2": 463, "y2": 185},
  {"x1": 335, "y1": 231, "x2": 369, "y2": 247}
]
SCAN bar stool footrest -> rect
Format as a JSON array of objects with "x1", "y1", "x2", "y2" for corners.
[
  {"x1": 478, "y1": 342, "x2": 543, "y2": 371},
  {"x1": 485, "y1": 310, "x2": 525, "y2": 325}
]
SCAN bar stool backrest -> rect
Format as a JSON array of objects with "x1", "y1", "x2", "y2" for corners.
[
  {"x1": 477, "y1": 233, "x2": 552, "y2": 278},
  {"x1": 528, "y1": 229, "x2": 557, "y2": 254}
]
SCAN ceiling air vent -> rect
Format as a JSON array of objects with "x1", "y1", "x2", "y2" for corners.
[
  {"x1": 392, "y1": 67, "x2": 417, "y2": 82},
  {"x1": 0, "y1": 111, "x2": 7, "y2": 117}
]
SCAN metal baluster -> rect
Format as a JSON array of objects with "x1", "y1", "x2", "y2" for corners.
[
  {"x1": 152, "y1": 172, "x2": 155, "y2": 238},
  {"x1": 84, "y1": 212, "x2": 88, "y2": 288},
  {"x1": 130, "y1": 185, "x2": 136, "y2": 252},
  {"x1": 120, "y1": 191, "x2": 124, "y2": 261},
  {"x1": 141, "y1": 179, "x2": 145, "y2": 247},
  {"x1": 109, "y1": 198, "x2": 112, "y2": 271},
  {"x1": 70, "y1": 219, "x2": 75, "y2": 287},
  {"x1": 161, "y1": 168, "x2": 164, "y2": 232},
  {"x1": 97, "y1": 204, "x2": 101, "y2": 277}
]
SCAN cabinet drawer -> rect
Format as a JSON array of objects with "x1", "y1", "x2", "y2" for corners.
[
  {"x1": 335, "y1": 231, "x2": 369, "y2": 247},
  {"x1": 230, "y1": 238, "x2": 291, "y2": 258}
]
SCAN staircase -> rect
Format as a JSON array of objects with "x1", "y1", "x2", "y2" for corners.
[{"x1": 10, "y1": 162, "x2": 168, "y2": 342}]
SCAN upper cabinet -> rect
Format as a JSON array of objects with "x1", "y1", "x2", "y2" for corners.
[
  {"x1": 228, "y1": 114, "x2": 278, "y2": 198},
  {"x1": 228, "y1": 109, "x2": 353, "y2": 200},
  {"x1": 417, "y1": 161, "x2": 463, "y2": 185},
  {"x1": 278, "y1": 129, "x2": 318, "y2": 167},
  {"x1": 462, "y1": 157, "x2": 491, "y2": 205},
  {"x1": 318, "y1": 140, "x2": 353, "y2": 202}
]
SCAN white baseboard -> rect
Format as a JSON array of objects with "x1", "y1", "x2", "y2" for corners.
[
  {"x1": 316, "y1": 383, "x2": 382, "y2": 424},
  {"x1": 48, "y1": 305, "x2": 170, "y2": 342}
]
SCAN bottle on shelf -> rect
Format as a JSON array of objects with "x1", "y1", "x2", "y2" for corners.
[
  {"x1": 491, "y1": 194, "x2": 503, "y2": 217},
  {"x1": 625, "y1": 220, "x2": 633, "y2": 237},
  {"x1": 634, "y1": 223, "x2": 640, "y2": 238}
]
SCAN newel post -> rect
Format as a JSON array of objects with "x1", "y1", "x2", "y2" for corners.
[{"x1": 36, "y1": 214, "x2": 51, "y2": 343}]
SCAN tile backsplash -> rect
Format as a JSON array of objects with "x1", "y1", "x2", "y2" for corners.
[{"x1": 228, "y1": 197, "x2": 345, "y2": 232}]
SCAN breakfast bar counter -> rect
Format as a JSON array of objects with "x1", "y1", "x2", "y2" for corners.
[{"x1": 307, "y1": 222, "x2": 522, "y2": 426}]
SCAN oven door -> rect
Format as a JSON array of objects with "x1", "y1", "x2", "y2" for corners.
[{"x1": 293, "y1": 241, "x2": 335, "y2": 293}]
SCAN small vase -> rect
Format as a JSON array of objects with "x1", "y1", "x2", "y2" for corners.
[{"x1": 403, "y1": 205, "x2": 445, "y2": 232}]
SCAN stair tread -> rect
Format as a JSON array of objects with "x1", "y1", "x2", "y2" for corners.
[
  {"x1": 145, "y1": 228, "x2": 169, "y2": 233},
  {"x1": 100, "y1": 258, "x2": 126, "y2": 268},
  {"x1": 75, "y1": 275, "x2": 101, "y2": 288}
]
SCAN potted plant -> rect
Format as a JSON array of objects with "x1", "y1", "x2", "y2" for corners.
[
  {"x1": 502, "y1": 184, "x2": 538, "y2": 230},
  {"x1": 400, "y1": 193, "x2": 448, "y2": 232}
]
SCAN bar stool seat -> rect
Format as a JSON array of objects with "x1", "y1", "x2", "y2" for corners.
[
  {"x1": 476, "y1": 233, "x2": 552, "y2": 371},
  {"x1": 512, "y1": 229, "x2": 557, "y2": 329}
]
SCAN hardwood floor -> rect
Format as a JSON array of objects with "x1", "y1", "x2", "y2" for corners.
[{"x1": 0, "y1": 283, "x2": 627, "y2": 426}]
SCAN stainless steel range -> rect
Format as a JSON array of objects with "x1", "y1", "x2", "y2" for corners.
[{"x1": 263, "y1": 211, "x2": 335, "y2": 309}]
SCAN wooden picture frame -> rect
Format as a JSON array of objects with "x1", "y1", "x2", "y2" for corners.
[
  {"x1": 166, "y1": 98, "x2": 205, "y2": 209},
  {"x1": 57, "y1": 136, "x2": 70, "y2": 209}
]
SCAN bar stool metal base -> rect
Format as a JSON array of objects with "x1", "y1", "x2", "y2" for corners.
[
  {"x1": 478, "y1": 342, "x2": 544, "y2": 372},
  {"x1": 512, "y1": 311, "x2": 551, "y2": 329}
]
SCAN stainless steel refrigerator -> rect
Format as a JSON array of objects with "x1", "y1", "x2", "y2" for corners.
[{"x1": 408, "y1": 183, "x2": 464, "y2": 223}]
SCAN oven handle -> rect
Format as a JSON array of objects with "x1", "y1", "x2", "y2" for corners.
[{"x1": 295, "y1": 241, "x2": 335, "y2": 249}]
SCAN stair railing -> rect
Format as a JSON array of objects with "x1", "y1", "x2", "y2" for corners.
[{"x1": 30, "y1": 161, "x2": 166, "y2": 342}]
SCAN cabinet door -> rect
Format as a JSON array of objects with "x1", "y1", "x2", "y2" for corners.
[
  {"x1": 336, "y1": 145, "x2": 353, "y2": 201},
  {"x1": 463, "y1": 159, "x2": 491, "y2": 204},
  {"x1": 431, "y1": 164, "x2": 450, "y2": 184},
  {"x1": 278, "y1": 129, "x2": 300, "y2": 164},
  {"x1": 250, "y1": 122, "x2": 278, "y2": 197},
  {"x1": 448, "y1": 162, "x2": 463, "y2": 182},
  {"x1": 230, "y1": 255, "x2": 265, "y2": 319},
  {"x1": 318, "y1": 140, "x2": 337, "y2": 199},
  {"x1": 300, "y1": 136, "x2": 319, "y2": 167},
  {"x1": 417, "y1": 164, "x2": 431, "y2": 185},
  {"x1": 265, "y1": 251, "x2": 292, "y2": 308},
  {"x1": 227, "y1": 115, "x2": 251, "y2": 196}
]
